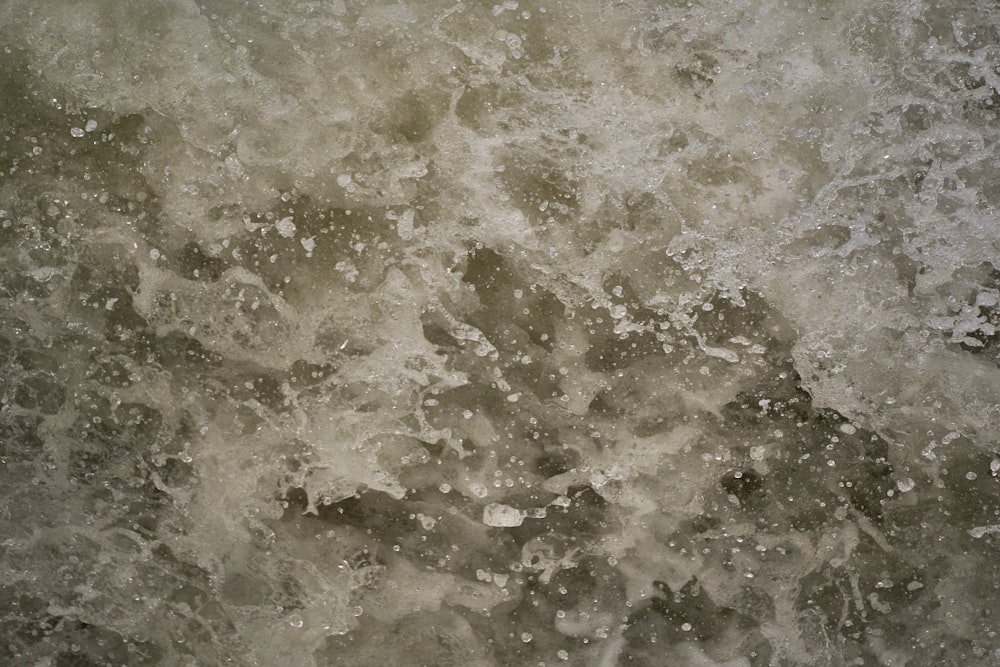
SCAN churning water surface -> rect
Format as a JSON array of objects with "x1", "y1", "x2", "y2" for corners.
[{"x1": 1, "y1": 0, "x2": 1000, "y2": 665}]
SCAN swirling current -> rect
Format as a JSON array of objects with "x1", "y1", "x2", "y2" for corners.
[{"x1": 2, "y1": 1, "x2": 1000, "y2": 665}]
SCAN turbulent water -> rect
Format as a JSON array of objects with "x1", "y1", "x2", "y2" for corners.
[{"x1": 2, "y1": 0, "x2": 1000, "y2": 665}]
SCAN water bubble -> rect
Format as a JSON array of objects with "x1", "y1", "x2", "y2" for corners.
[
  {"x1": 275, "y1": 216, "x2": 296, "y2": 238},
  {"x1": 483, "y1": 502, "x2": 525, "y2": 527}
]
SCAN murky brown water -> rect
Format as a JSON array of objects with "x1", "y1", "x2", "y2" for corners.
[{"x1": 2, "y1": 1, "x2": 1000, "y2": 665}]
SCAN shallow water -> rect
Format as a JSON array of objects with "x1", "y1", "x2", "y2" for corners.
[{"x1": 1, "y1": 0, "x2": 1000, "y2": 665}]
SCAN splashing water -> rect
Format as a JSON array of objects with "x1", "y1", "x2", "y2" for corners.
[{"x1": 1, "y1": 0, "x2": 1000, "y2": 665}]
